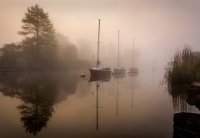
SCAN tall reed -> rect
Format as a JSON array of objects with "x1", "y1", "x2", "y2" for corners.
[{"x1": 166, "y1": 47, "x2": 197, "y2": 85}]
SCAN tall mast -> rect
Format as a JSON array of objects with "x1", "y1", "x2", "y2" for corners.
[
  {"x1": 117, "y1": 30, "x2": 120, "y2": 67},
  {"x1": 97, "y1": 19, "x2": 101, "y2": 67},
  {"x1": 132, "y1": 38, "x2": 134, "y2": 67}
]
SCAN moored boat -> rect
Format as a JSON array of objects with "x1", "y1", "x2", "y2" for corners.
[
  {"x1": 112, "y1": 67, "x2": 126, "y2": 75},
  {"x1": 90, "y1": 67, "x2": 111, "y2": 78},
  {"x1": 128, "y1": 67, "x2": 138, "y2": 74},
  {"x1": 112, "y1": 30, "x2": 126, "y2": 75},
  {"x1": 128, "y1": 38, "x2": 138, "y2": 75},
  {"x1": 89, "y1": 19, "x2": 111, "y2": 78}
]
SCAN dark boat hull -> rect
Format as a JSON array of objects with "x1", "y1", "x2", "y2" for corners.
[
  {"x1": 128, "y1": 68, "x2": 138, "y2": 74},
  {"x1": 89, "y1": 69, "x2": 111, "y2": 82},
  {"x1": 112, "y1": 68, "x2": 126, "y2": 76},
  {"x1": 89, "y1": 75, "x2": 111, "y2": 82}
]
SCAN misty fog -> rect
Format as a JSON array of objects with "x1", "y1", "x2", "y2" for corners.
[
  {"x1": 1, "y1": 1, "x2": 200, "y2": 138},
  {"x1": 1, "y1": 0, "x2": 200, "y2": 71}
]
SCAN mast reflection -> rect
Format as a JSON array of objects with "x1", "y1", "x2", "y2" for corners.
[
  {"x1": 116, "y1": 79, "x2": 119, "y2": 116},
  {"x1": 89, "y1": 75, "x2": 111, "y2": 130},
  {"x1": 96, "y1": 82, "x2": 100, "y2": 130},
  {"x1": 113, "y1": 73, "x2": 125, "y2": 117}
]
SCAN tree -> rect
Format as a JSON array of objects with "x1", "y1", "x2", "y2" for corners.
[
  {"x1": 18, "y1": 4, "x2": 57, "y2": 69},
  {"x1": 19, "y1": 4, "x2": 55, "y2": 42},
  {"x1": 0, "y1": 4, "x2": 90, "y2": 71},
  {"x1": 55, "y1": 33, "x2": 78, "y2": 60},
  {"x1": 0, "y1": 43, "x2": 20, "y2": 70}
]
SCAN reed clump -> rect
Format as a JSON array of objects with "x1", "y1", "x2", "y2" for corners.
[
  {"x1": 166, "y1": 47, "x2": 199, "y2": 85},
  {"x1": 195, "y1": 61, "x2": 200, "y2": 81}
]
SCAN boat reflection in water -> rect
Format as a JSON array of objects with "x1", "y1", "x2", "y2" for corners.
[
  {"x1": 113, "y1": 72, "x2": 125, "y2": 117},
  {"x1": 89, "y1": 75, "x2": 111, "y2": 130}
]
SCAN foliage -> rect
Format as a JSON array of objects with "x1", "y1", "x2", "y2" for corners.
[
  {"x1": 18, "y1": 4, "x2": 57, "y2": 69},
  {"x1": 55, "y1": 33, "x2": 78, "y2": 60},
  {"x1": 0, "y1": 43, "x2": 21, "y2": 70},
  {"x1": 0, "y1": 5, "x2": 89, "y2": 71},
  {"x1": 166, "y1": 47, "x2": 198, "y2": 85},
  {"x1": 18, "y1": 5, "x2": 54, "y2": 37},
  {"x1": 195, "y1": 63, "x2": 200, "y2": 81}
]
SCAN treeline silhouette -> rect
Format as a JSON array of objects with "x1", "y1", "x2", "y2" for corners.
[{"x1": 0, "y1": 4, "x2": 90, "y2": 71}]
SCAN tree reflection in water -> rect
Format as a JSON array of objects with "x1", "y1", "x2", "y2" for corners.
[{"x1": 0, "y1": 72, "x2": 78, "y2": 135}]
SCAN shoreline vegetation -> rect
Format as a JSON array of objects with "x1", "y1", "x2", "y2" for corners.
[
  {"x1": 166, "y1": 46, "x2": 200, "y2": 85},
  {"x1": 165, "y1": 46, "x2": 200, "y2": 112},
  {"x1": 0, "y1": 4, "x2": 91, "y2": 72}
]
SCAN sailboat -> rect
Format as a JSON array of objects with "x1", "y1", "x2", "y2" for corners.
[
  {"x1": 128, "y1": 38, "x2": 138, "y2": 74},
  {"x1": 89, "y1": 19, "x2": 111, "y2": 79},
  {"x1": 112, "y1": 30, "x2": 126, "y2": 75}
]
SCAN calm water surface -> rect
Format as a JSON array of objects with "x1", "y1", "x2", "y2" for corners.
[{"x1": 0, "y1": 70, "x2": 199, "y2": 138}]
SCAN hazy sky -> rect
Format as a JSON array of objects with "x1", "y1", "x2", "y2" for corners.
[{"x1": 1, "y1": 0, "x2": 200, "y2": 68}]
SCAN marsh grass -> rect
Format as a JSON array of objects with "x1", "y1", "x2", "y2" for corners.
[{"x1": 166, "y1": 47, "x2": 198, "y2": 85}]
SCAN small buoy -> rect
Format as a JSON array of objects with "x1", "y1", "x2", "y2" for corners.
[{"x1": 80, "y1": 72, "x2": 85, "y2": 77}]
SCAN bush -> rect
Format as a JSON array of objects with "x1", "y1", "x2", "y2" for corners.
[
  {"x1": 168, "y1": 68, "x2": 194, "y2": 84},
  {"x1": 166, "y1": 46, "x2": 197, "y2": 85},
  {"x1": 196, "y1": 71, "x2": 200, "y2": 81}
]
